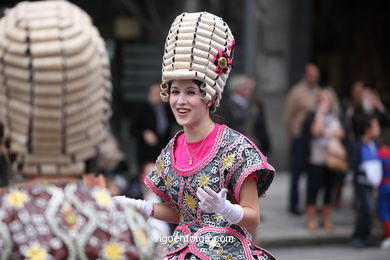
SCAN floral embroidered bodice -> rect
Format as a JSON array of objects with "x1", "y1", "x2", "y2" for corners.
[{"x1": 145, "y1": 125, "x2": 275, "y2": 259}]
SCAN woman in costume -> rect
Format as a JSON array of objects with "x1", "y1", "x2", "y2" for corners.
[
  {"x1": 115, "y1": 12, "x2": 275, "y2": 259},
  {"x1": 0, "y1": 1, "x2": 158, "y2": 259}
]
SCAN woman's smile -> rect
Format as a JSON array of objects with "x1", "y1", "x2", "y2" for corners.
[
  {"x1": 169, "y1": 79, "x2": 210, "y2": 128},
  {"x1": 177, "y1": 107, "x2": 191, "y2": 116}
]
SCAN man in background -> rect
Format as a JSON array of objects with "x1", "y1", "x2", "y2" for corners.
[{"x1": 283, "y1": 64, "x2": 320, "y2": 215}]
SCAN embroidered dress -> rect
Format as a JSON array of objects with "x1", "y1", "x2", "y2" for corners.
[
  {"x1": 145, "y1": 124, "x2": 275, "y2": 259},
  {"x1": 0, "y1": 182, "x2": 159, "y2": 260}
]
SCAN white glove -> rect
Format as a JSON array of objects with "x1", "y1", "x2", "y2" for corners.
[
  {"x1": 113, "y1": 196, "x2": 153, "y2": 218},
  {"x1": 196, "y1": 187, "x2": 244, "y2": 224}
]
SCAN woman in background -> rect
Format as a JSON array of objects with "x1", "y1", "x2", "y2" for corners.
[{"x1": 304, "y1": 88, "x2": 346, "y2": 231}]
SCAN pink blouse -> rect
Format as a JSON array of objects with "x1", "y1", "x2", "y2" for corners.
[
  {"x1": 175, "y1": 123, "x2": 220, "y2": 169},
  {"x1": 174, "y1": 123, "x2": 257, "y2": 181}
]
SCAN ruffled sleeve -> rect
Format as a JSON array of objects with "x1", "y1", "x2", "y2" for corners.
[{"x1": 224, "y1": 145, "x2": 274, "y2": 203}]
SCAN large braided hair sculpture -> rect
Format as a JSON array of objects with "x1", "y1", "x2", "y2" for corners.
[
  {"x1": 0, "y1": 1, "x2": 159, "y2": 259},
  {"x1": 160, "y1": 12, "x2": 235, "y2": 111},
  {"x1": 0, "y1": 0, "x2": 111, "y2": 176}
]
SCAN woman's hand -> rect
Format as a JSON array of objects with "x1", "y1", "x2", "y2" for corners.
[
  {"x1": 113, "y1": 196, "x2": 153, "y2": 218},
  {"x1": 197, "y1": 187, "x2": 244, "y2": 224},
  {"x1": 143, "y1": 130, "x2": 158, "y2": 146}
]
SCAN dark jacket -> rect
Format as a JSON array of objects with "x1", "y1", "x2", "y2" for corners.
[{"x1": 129, "y1": 101, "x2": 175, "y2": 165}]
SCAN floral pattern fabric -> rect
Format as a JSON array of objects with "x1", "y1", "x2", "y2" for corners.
[
  {"x1": 0, "y1": 182, "x2": 159, "y2": 260},
  {"x1": 145, "y1": 125, "x2": 275, "y2": 259}
]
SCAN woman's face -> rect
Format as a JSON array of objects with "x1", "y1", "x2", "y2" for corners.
[
  {"x1": 318, "y1": 89, "x2": 332, "y2": 112},
  {"x1": 169, "y1": 80, "x2": 210, "y2": 128}
]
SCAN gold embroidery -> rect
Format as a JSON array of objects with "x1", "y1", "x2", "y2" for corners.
[
  {"x1": 26, "y1": 245, "x2": 47, "y2": 260},
  {"x1": 213, "y1": 214, "x2": 224, "y2": 221},
  {"x1": 199, "y1": 175, "x2": 210, "y2": 187},
  {"x1": 207, "y1": 238, "x2": 219, "y2": 250},
  {"x1": 166, "y1": 175, "x2": 172, "y2": 186},
  {"x1": 7, "y1": 190, "x2": 28, "y2": 207},
  {"x1": 103, "y1": 242, "x2": 124, "y2": 260},
  {"x1": 170, "y1": 239, "x2": 178, "y2": 246},
  {"x1": 184, "y1": 193, "x2": 196, "y2": 211},
  {"x1": 156, "y1": 160, "x2": 164, "y2": 173},
  {"x1": 94, "y1": 191, "x2": 112, "y2": 207},
  {"x1": 223, "y1": 154, "x2": 236, "y2": 169}
]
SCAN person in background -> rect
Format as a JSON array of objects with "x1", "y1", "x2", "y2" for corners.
[
  {"x1": 302, "y1": 88, "x2": 346, "y2": 231},
  {"x1": 344, "y1": 80, "x2": 365, "y2": 142},
  {"x1": 0, "y1": 1, "x2": 158, "y2": 259},
  {"x1": 217, "y1": 74, "x2": 255, "y2": 134},
  {"x1": 350, "y1": 87, "x2": 388, "y2": 140},
  {"x1": 218, "y1": 74, "x2": 271, "y2": 155},
  {"x1": 351, "y1": 114, "x2": 382, "y2": 248},
  {"x1": 254, "y1": 93, "x2": 272, "y2": 155},
  {"x1": 378, "y1": 139, "x2": 390, "y2": 249},
  {"x1": 283, "y1": 63, "x2": 321, "y2": 215},
  {"x1": 129, "y1": 82, "x2": 175, "y2": 169},
  {"x1": 97, "y1": 133, "x2": 129, "y2": 196}
]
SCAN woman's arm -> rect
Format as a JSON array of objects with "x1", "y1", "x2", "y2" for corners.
[
  {"x1": 330, "y1": 128, "x2": 345, "y2": 139},
  {"x1": 236, "y1": 177, "x2": 260, "y2": 230},
  {"x1": 153, "y1": 202, "x2": 180, "y2": 224},
  {"x1": 311, "y1": 113, "x2": 325, "y2": 137}
]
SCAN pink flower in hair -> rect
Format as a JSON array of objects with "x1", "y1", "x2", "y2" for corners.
[{"x1": 213, "y1": 41, "x2": 235, "y2": 76}]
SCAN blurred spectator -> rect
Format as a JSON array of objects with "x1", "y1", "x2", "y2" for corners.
[
  {"x1": 217, "y1": 74, "x2": 271, "y2": 154},
  {"x1": 129, "y1": 82, "x2": 175, "y2": 168},
  {"x1": 378, "y1": 144, "x2": 390, "y2": 249},
  {"x1": 96, "y1": 133, "x2": 129, "y2": 196},
  {"x1": 218, "y1": 74, "x2": 254, "y2": 133},
  {"x1": 283, "y1": 63, "x2": 321, "y2": 215},
  {"x1": 344, "y1": 81, "x2": 365, "y2": 142},
  {"x1": 254, "y1": 94, "x2": 272, "y2": 155},
  {"x1": 351, "y1": 114, "x2": 382, "y2": 248},
  {"x1": 302, "y1": 88, "x2": 346, "y2": 231},
  {"x1": 361, "y1": 88, "x2": 386, "y2": 116},
  {"x1": 351, "y1": 87, "x2": 389, "y2": 140}
]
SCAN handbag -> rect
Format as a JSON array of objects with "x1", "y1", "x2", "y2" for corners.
[{"x1": 326, "y1": 139, "x2": 348, "y2": 172}]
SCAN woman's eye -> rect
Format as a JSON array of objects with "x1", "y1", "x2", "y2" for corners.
[
  {"x1": 188, "y1": 91, "x2": 196, "y2": 95},
  {"x1": 171, "y1": 90, "x2": 179, "y2": 94}
]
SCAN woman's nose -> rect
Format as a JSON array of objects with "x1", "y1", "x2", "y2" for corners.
[{"x1": 177, "y1": 93, "x2": 187, "y2": 104}]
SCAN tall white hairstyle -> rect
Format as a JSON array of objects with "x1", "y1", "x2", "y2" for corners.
[
  {"x1": 160, "y1": 12, "x2": 235, "y2": 109},
  {"x1": 0, "y1": 0, "x2": 112, "y2": 176}
]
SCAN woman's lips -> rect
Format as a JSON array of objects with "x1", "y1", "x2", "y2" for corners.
[{"x1": 177, "y1": 108, "x2": 190, "y2": 116}]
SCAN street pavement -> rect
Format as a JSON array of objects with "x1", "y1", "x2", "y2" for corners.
[
  {"x1": 272, "y1": 245, "x2": 389, "y2": 260},
  {"x1": 256, "y1": 171, "x2": 383, "y2": 248}
]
